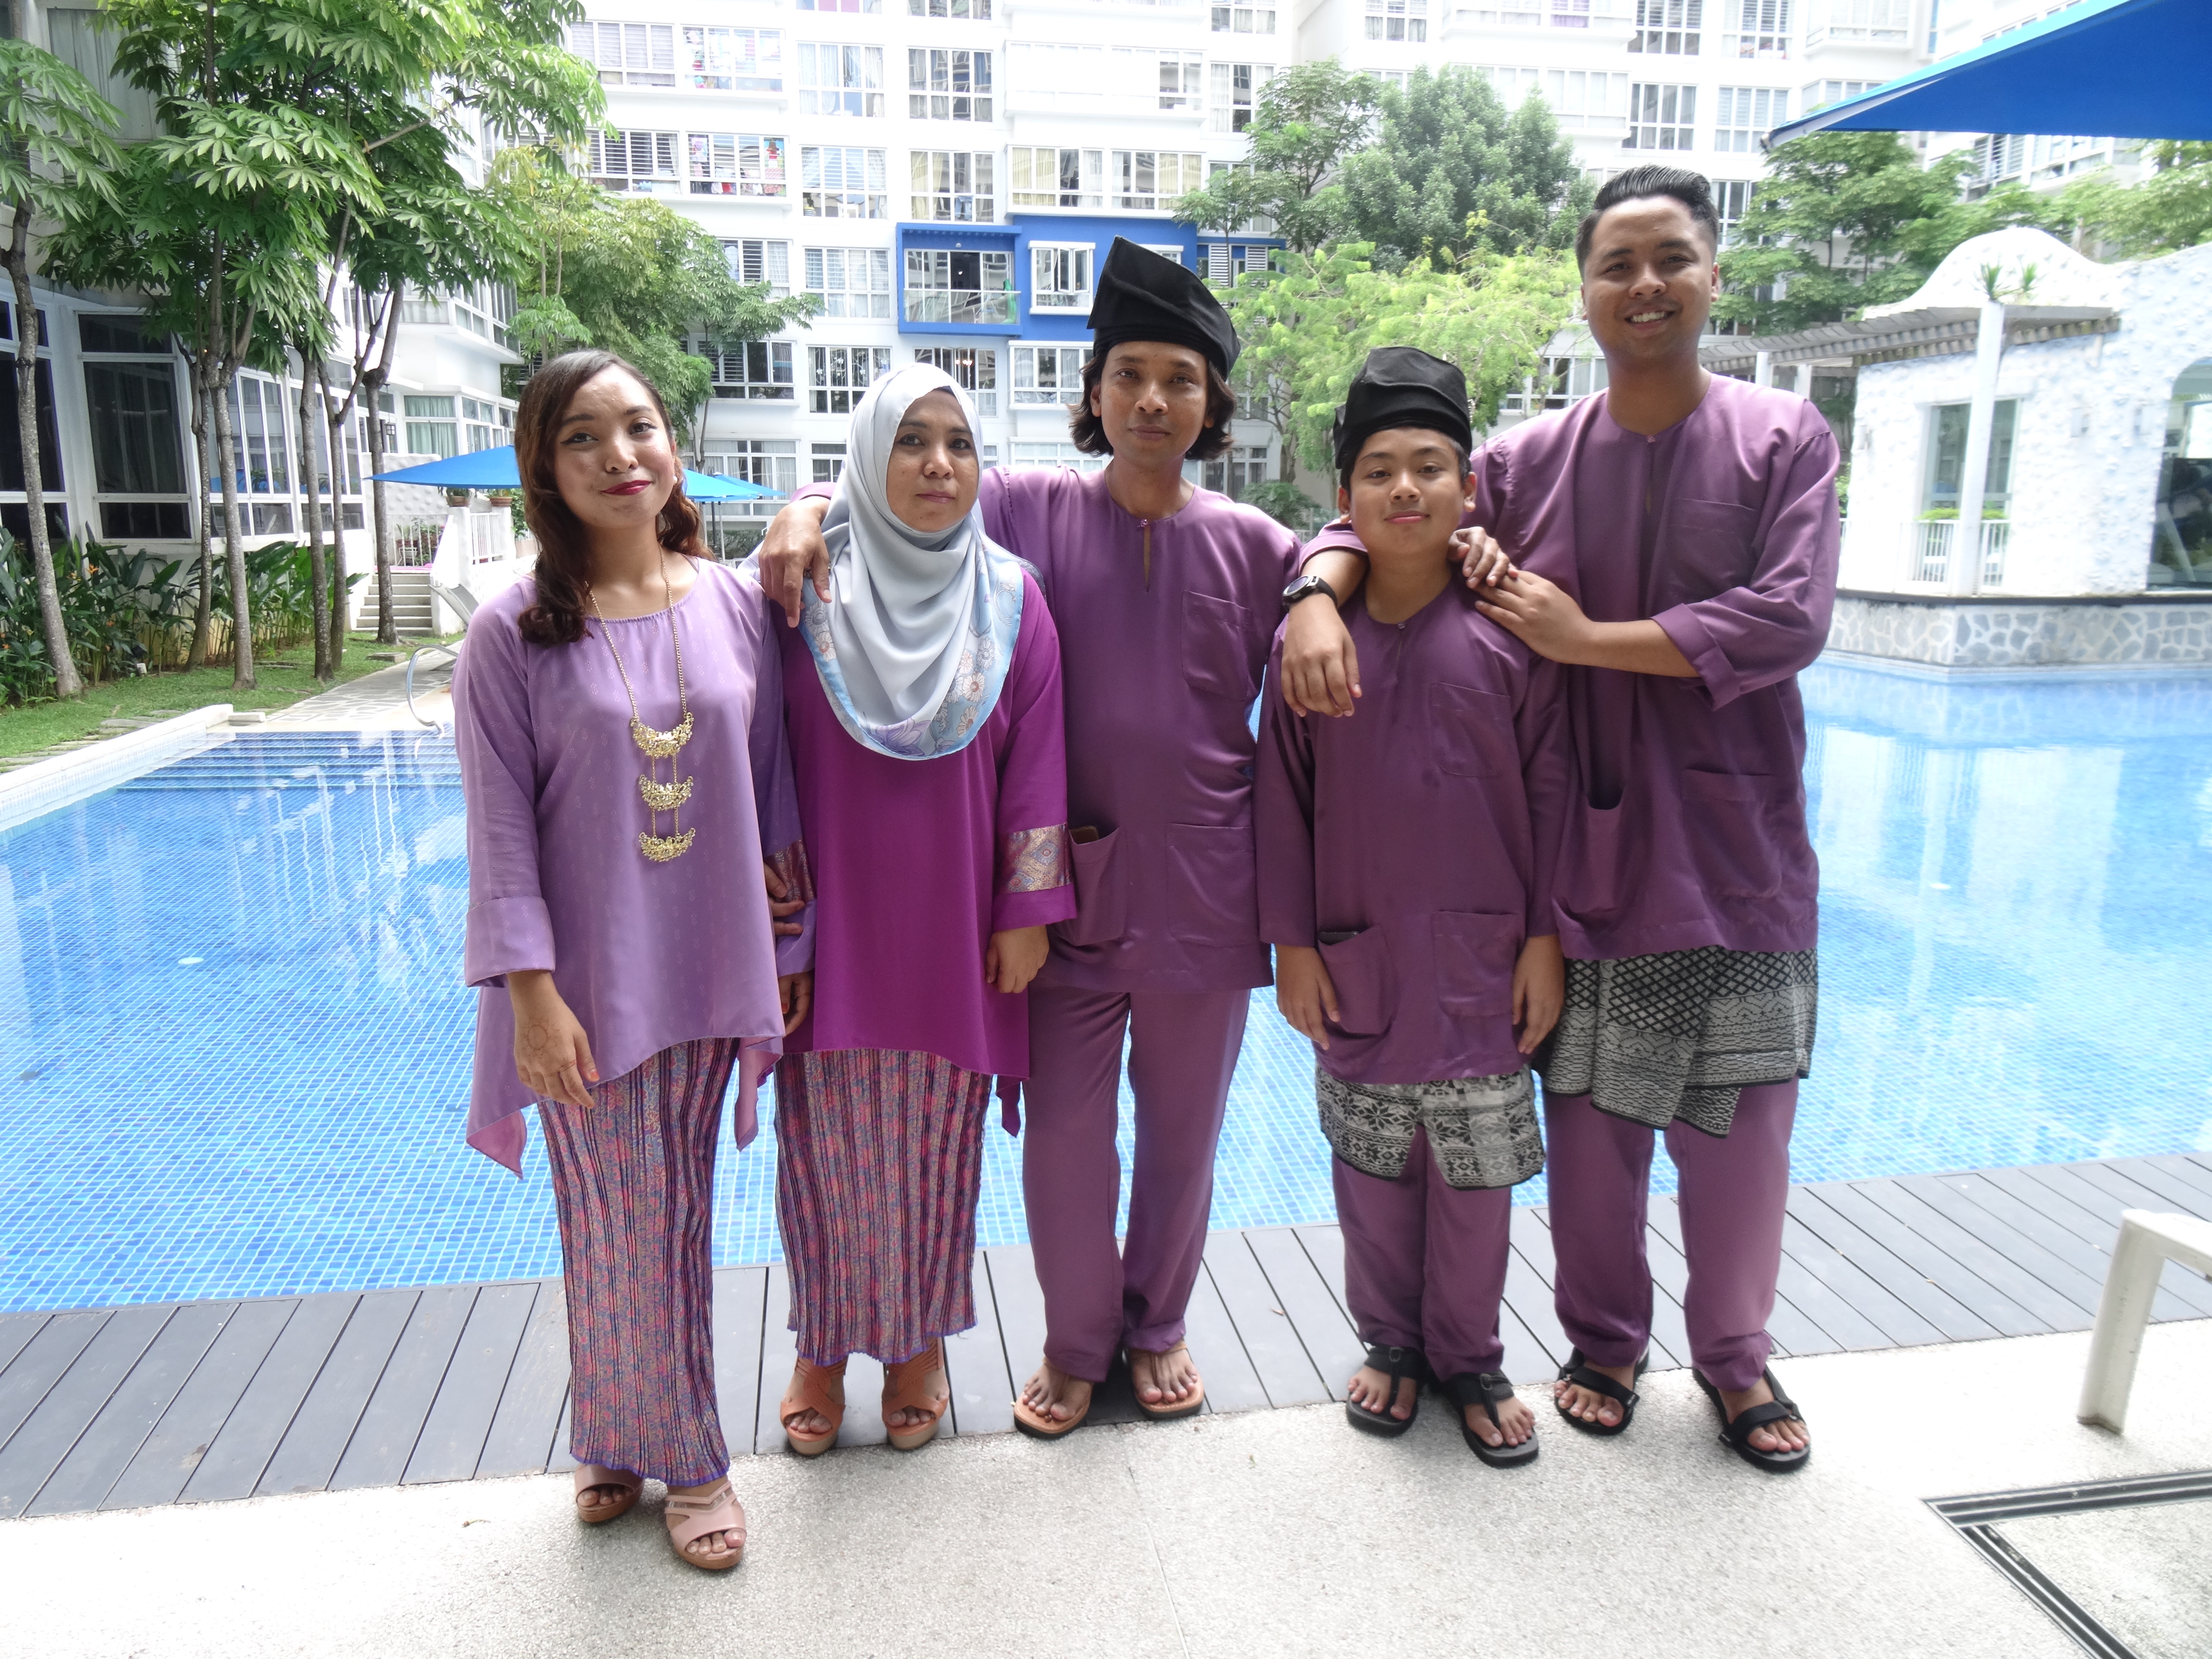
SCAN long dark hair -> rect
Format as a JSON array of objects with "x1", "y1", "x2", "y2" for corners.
[
  {"x1": 1068, "y1": 346, "x2": 1237, "y2": 461},
  {"x1": 514, "y1": 349, "x2": 706, "y2": 646}
]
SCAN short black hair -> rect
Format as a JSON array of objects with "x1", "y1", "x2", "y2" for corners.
[
  {"x1": 1575, "y1": 165, "x2": 1721, "y2": 271},
  {"x1": 1339, "y1": 429, "x2": 1471, "y2": 492}
]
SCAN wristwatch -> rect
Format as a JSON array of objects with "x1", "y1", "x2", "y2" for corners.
[{"x1": 1281, "y1": 573, "x2": 1338, "y2": 608}]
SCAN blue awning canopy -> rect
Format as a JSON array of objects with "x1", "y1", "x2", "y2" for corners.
[
  {"x1": 372, "y1": 445, "x2": 780, "y2": 501},
  {"x1": 1768, "y1": 0, "x2": 2212, "y2": 147}
]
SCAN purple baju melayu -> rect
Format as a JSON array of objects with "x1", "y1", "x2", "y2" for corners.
[
  {"x1": 454, "y1": 559, "x2": 808, "y2": 1484},
  {"x1": 1306, "y1": 375, "x2": 1841, "y2": 1391}
]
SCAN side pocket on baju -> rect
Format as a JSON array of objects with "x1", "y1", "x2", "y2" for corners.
[
  {"x1": 1319, "y1": 925, "x2": 1395, "y2": 1037},
  {"x1": 1682, "y1": 768, "x2": 1785, "y2": 899},
  {"x1": 1055, "y1": 828, "x2": 1129, "y2": 947}
]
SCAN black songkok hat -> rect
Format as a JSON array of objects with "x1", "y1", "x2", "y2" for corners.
[
  {"x1": 1332, "y1": 346, "x2": 1473, "y2": 477},
  {"x1": 1086, "y1": 238, "x2": 1240, "y2": 376}
]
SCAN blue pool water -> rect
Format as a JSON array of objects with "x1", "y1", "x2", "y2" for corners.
[{"x1": 6, "y1": 661, "x2": 2212, "y2": 1313}]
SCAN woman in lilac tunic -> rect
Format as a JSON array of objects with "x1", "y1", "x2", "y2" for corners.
[
  {"x1": 768, "y1": 364, "x2": 1074, "y2": 1455},
  {"x1": 454, "y1": 352, "x2": 812, "y2": 1569}
]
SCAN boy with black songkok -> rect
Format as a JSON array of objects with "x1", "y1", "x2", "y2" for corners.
[{"x1": 1257, "y1": 347, "x2": 1569, "y2": 1463}]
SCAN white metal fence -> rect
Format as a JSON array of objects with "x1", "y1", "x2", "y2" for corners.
[{"x1": 1907, "y1": 518, "x2": 2009, "y2": 589}]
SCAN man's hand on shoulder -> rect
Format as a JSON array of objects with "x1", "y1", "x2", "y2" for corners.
[{"x1": 759, "y1": 495, "x2": 833, "y2": 627}]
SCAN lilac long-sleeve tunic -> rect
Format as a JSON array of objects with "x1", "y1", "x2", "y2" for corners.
[
  {"x1": 779, "y1": 568, "x2": 1074, "y2": 1077},
  {"x1": 1306, "y1": 378, "x2": 1840, "y2": 961},
  {"x1": 803, "y1": 467, "x2": 1302, "y2": 993},
  {"x1": 1257, "y1": 585, "x2": 1571, "y2": 1084},
  {"x1": 454, "y1": 561, "x2": 812, "y2": 1173}
]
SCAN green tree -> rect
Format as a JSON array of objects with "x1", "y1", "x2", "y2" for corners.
[
  {"x1": 0, "y1": 40, "x2": 124, "y2": 699},
  {"x1": 1339, "y1": 68, "x2": 1591, "y2": 264},
  {"x1": 1716, "y1": 132, "x2": 2049, "y2": 332},
  {"x1": 1172, "y1": 59, "x2": 1381, "y2": 253},
  {"x1": 2059, "y1": 142, "x2": 2212, "y2": 258}
]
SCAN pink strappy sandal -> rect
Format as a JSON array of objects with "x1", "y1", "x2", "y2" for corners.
[
  {"x1": 780, "y1": 1356, "x2": 846, "y2": 1456},
  {"x1": 664, "y1": 1480, "x2": 747, "y2": 1571},
  {"x1": 882, "y1": 1339, "x2": 952, "y2": 1451},
  {"x1": 571, "y1": 1464, "x2": 641, "y2": 1524}
]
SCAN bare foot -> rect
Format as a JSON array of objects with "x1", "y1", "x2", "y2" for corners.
[
  {"x1": 1552, "y1": 1359, "x2": 1638, "y2": 1429},
  {"x1": 780, "y1": 1359, "x2": 844, "y2": 1441},
  {"x1": 1129, "y1": 1343, "x2": 1201, "y2": 1409},
  {"x1": 1464, "y1": 1386, "x2": 1536, "y2": 1449},
  {"x1": 576, "y1": 1479, "x2": 629, "y2": 1517},
  {"x1": 667, "y1": 1479, "x2": 743, "y2": 1566},
  {"x1": 1345, "y1": 1360, "x2": 1418, "y2": 1422},
  {"x1": 1019, "y1": 1361, "x2": 1094, "y2": 1426},
  {"x1": 885, "y1": 1347, "x2": 949, "y2": 1434},
  {"x1": 1719, "y1": 1376, "x2": 1810, "y2": 1453}
]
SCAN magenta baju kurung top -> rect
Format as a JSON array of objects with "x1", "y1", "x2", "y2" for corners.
[
  {"x1": 1257, "y1": 585, "x2": 1571, "y2": 1084},
  {"x1": 1307, "y1": 377, "x2": 1841, "y2": 962},
  {"x1": 777, "y1": 567, "x2": 1074, "y2": 1077},
  {"x1": 801, "y1": 466, "x2": 1301, "y2": 993},
  {"x1": 454, "y1": 561, "x2": 812, "y2": 1173}
]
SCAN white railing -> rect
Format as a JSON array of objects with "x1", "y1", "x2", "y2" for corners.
[{"x1": 1907, "y1": 518, "x2": 2009, "y2": 589}]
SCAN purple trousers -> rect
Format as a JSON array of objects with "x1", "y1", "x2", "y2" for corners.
[
  {"x1": 1022, "y1": 984, "x2": 1249, "y2": 1381},
  {"x1": 1544, "y1": 1080, "x2": 1797, "y2": 1393},
  {"x1": 1333, "y1": 1129, "x2": 1511, "y2": 1380}
]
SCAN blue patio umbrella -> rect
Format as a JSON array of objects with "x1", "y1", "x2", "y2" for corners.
[
  {"x1": 1767, "y1": 0, "x2": 2210, "y2": 146},
  {"x1": 372, "y1": 445, "x2": 780, "y2": 502}
]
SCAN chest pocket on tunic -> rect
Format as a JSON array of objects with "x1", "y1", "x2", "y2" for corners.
[
  {"x1": 1429, "y1": 682, "x2": 1514, "y2": 780},
  {"x1": 1665, "y1": 498, "x2": 1762, "y2": 604},
  {"x1": 1184, "y1": 592, "x2": 1257, "y2": 702}
]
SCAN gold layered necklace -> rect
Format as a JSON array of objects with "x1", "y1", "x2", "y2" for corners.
[{"x1": 588, "y1": 555, "x2": 697, "y2": 863}]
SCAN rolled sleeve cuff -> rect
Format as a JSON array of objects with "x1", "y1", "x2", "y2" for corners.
[
  {"x1": 993, "y1": 886, "x2": 1077, "y2": 933},
  {"x1": 1653, "y1": 602, "x2": 1740, "y2": 710},
  {"x1": 796, "y1": 481, "x2": 835, "y2": 504},
  {"x1": 463, "y1": 896, "x2": 555, "y2": 988}
]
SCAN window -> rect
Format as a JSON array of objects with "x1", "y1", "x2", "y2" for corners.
[
  {"x1": 1211, "y1": 64, "x2": 1269, "y2": 132},
  {"x1": 1924, "y1": 401, "x2": 2018, "y2": 514},
  {"x1": 911, "y1": 0, "x2": 991, "y2": 14},
  {"x1": 1203, "y1": 241, "x2": 1268, "y2": 283},
  {"x1": 684, "y1": 26, "x2": 782, "y2": 90},
  {"x1": 702, "y1": 439, "x2": 797, "y2": 513},
  {"x1": 698, "y1": 339, "x2": 795, "y2": 400},
  {"x1": 905, "y1": 250, "x2": 1015, "y2": 324},
  {"x1": 1202, "y1": 445, "x2": 1268, "y2": 498},
  {"x1": 1714, "y1": 178, "x2": 1754, "y2": 242},
  {"x1": 914, "y1": 347, "x2": 998, "y2": 416},
  {"x1": 460, "y1": 396, "x2": 504, "y2": 454},
  {"x1": 1630, "y1": 0, "x2": 1702, "y2": 53},
  {"x1": 589, "y1": 129, "x2": 680, "y2": 192},
  {"x1": 1009, "y1": 441, "x2": 1106, "y2": 474},
  {"x1": 1624, "y1": 84, "x2": 1696, "y2": 149},
  {"x1": 1976, "y1": 134, "x2": 2026, "y2": 186},
  {"x1": 1479, "y1": 66, "x2": 1630, "y2": 127},
  {"x1": 226, "y1": 376, "x2": 293, "y2": 495},
  {"x1": 911, "y1": 151, "x2": 996, "y2": 222},
  {"x1": 810, "y1": 346, "x2": 892, "y2": 414},
  {"x1": 1159, "y1": 52, "x2": 1203, "y2": 110},
  {"x1": 1113, "y1": 151, "x2": 1205, "y2": 211},
  {"x1": 1723, "y1": 0, "x2": 1790, "y2": 57},
  {"x1": 909, "y1": 48, "x2": 992, "y2": 121},
  {"x1": 569, "y1": 22, "x2": 676, "y2": 86},
  {"x1": 1211, "y1": 4, "x2": 1275, "y2": 32},
  {"x1": 83, "y1": 358, "x2": 188, "y2": 539},
  {"x1": 807, "y1": 248, "x2": 894, "y2": 319},
  {"x1": 1012, "y1": 345, "x2": 1087, "y2": 407},
  {"x1": 1011, "y1": 147, "x2": 1102, "y2": 209},
  {"x1": 688, "y1": 135, "x2": 787, "y2": 197},
  {"x1": 1714, "y1": 87, "x2": 1787, "y2": 151},
  {"x1": 1141, "y1": 244, "x2": 1185, "y2": 265},
  {"x1": 803, "y1": 146, "x2": 888, "y2": 217},
  {"x1": 798, "y1": 44, "x2": 883, "y2": 116},
  {"x1": 1031, "y1": 245, "x2": 1094, "y2": 311},
  {"x1": 1806, "y1": 0, "x2": 1906, "y2": 48},
  {"x1": 1802, "y1": 77, "x2": 1872, "y2": 112},
  {"x1": 402, "y1": 393, "x2": 455, "y2": 462},
  {"x1": 1363, "y1": 0, "x2": 1426, "y2": 41},
  {"x1": 724, "y1": 240, "x2": 793, "y2": 297},
  {"x1": 1551, "y1": 0, "x2": 1592, "y2": 23},
  {"x1": 47, "y1": 9, "x2": 158, "y2": 140},
  {"x1": 1502, "y1": 356, "x2": 1609, "y2": 414},
  {"x1": 811, "y1": 443, "x2": 847, "y2": 483},
  {"x1": 797, "y1": 0, "x2": 879, "y2": 11}
]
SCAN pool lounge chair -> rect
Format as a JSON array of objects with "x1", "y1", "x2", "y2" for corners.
[{"x1": 408, "y1": 581, "x2": 478, "y2": 728}]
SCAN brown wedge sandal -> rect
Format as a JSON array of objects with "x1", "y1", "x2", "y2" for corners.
[
  {"x1": 882, "y1": 1338, "x2": 952, "y2": 1451},
  {"x1": 572, "y1": 1464, "x2": 642, "y2": 1524},
  {"x1": 664, "y1": 1480, "x2": 747, "y2": 1572},
  {"x1": 780, "y1": 1356, "x2": 847, "y2": 1456},
  {"x1": 1129, "y1": 1341, "x2": 1205, "y2": 1421}
]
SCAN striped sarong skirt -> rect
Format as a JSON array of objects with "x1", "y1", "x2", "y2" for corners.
[
  {"x1": 539, "y1": 1037, "x2": 736, "y2": 1488},
  {"x1": 774, "y1": 1048, "x2": 992, "y2": 1365}
]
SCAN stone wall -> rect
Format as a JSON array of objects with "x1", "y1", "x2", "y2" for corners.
[{"x1": 1828, "y1": 594, "x2": 2212, "y2": 669}]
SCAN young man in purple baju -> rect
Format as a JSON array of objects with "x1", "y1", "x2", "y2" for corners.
[
  {"x1": 1281, "y1": 167, "x2": 1836, "y2": 1472},
  {"x1": 1258, "y1": 348, "x2": 1569, "y2": 1464},
  {"x1": 760, "y1": 240, "x2": 1303, "y2": 1435}
]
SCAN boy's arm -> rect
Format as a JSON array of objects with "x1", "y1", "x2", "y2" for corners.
[
  {"x1": 1255, "y1": 638, "x2": 1319, "y2": 951},
  {"x1": 1279, "y1": 546, "x2": 1369, "y2": 719},
  {"x1": 1514, "y1": 653, "x2": 1572, "y2": 941}
]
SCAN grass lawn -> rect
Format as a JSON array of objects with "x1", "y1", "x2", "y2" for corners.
[{"x1": 0, "y1": 633, "x2": 436, "y2": 763}]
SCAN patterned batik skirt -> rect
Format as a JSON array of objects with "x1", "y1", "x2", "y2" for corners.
[
  {"x1": 1536, "y1": 946, "x2": 1818, "y2": 1137},
  {"x1": 773, "y1": 1048, "x2": 992, "y2": 1365},
  {"x1": 539, "y1": 1037, "x2": 738, "y2": 1488},
  {"x1": 1316, "y1": 1066, "x2": 1546, "y2": 1191}
]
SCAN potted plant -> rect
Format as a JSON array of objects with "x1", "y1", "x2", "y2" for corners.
[{"x1": 445, "y1": 487, "x2": 472, "y2": 506}]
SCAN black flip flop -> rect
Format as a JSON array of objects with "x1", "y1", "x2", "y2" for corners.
[
  {"x1": 1694, "y1": 1365, "x2": 1811, "y2": 1474},
  {"x1": 1552, "y1": 1345, "x2": 1649, "y2": 1437},
  {"x1": 1442, "y1": 1372, "x2": 1539, "y2": 1468},
  {"x1": 1344, "y1": 1343, "x2": 1429, "y2": 1437}
]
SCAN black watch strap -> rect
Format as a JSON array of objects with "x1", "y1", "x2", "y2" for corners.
[{"x1": 1282, "y1": 573, "x2": 1338, "y2": 607}]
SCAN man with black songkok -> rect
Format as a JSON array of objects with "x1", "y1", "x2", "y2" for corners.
[{"x1": 758, "y1": 238, "x2": 1303, "y2": 1438}]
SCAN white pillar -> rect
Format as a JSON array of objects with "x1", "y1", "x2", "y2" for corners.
[
  {"x1": 1949, "y1": 301, "x2": 2007, "y2": 597},
  {"x1": 1754, "y1": 349, "x2": 1773, "y2": 388}
]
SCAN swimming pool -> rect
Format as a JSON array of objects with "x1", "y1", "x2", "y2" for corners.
[{"x1": 5, "y1": 660, "x2": 2212, "y2": 1313}]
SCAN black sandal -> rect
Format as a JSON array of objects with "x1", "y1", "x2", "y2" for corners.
[
  {"x1": 1552, "y1": 1345, "x2": 1648, "y2": 1437},
  {"x1": 1344, "y1": 1344, "x2": 1428, "y2": 1437},
  {"x1": 1694, "y1": 1365, "x2": 1811, "y2": 1474},
  {"x1": 1442, "y1": 1372, "x2": 1539, "y2": 1468}
]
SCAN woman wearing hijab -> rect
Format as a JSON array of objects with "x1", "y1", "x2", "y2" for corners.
[{"x1": 768, "y1": 363, "x2": 1074, "y2": 1453}]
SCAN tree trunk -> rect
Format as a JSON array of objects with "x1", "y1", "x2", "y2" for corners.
[
  {"x1": 317, "y1": 364, "x2": 348, "y2": 675},
  {"x1": 295, "y1": 361, "x2": 330, "y2": 680},
  {"x1": 6, "y1": 251, "x2": 82, "y2": 699},
  {"x1": 364, "y1": 374, "x2": 396, "y2": 646},
  {"x1": 186, "y1": 364, "x2": 214, "y2": 668},
  {"x1": 211, "y1": 372, "x2": 254, "y2": 688}
]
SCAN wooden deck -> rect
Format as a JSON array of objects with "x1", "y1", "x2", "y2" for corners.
[{"x1": 5, "y1": 1151, "x2": 2212, "y2": 1521}]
